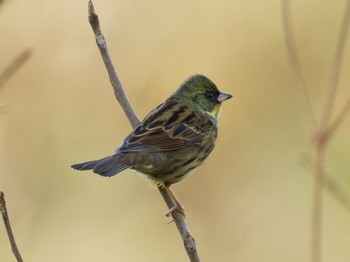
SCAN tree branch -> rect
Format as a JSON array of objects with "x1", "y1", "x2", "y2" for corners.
[
  {"x1": 87, "y1": 1, "x2": 200, "y2": 261},
  {"x1": 0, "y1": 50, "x2": 32, "y2": 262},
  {"x1": 0, "y1": 49, "x2": 32, "y2": 89},
  {"x1": 282, "y1": 0, "x2": 317, "y2": 139},
  {"x1": 282, "y1": 2, "x2": 350, "y2": 262},
  {"x1": 319, "y1": 0, "x2": 350, "y2": 136},
  {"x1": 88, "y1": 2, "x2": 139, "y2": 129},
  {"x1": 0, "y1": 191, "x2": 23, "y2": 262},
  {"x1": 325, "y1": 96, "x2": 350, "y2": 141}
]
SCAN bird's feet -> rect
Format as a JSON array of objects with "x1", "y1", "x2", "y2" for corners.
[
  {"x1": 164, "y1": 187, "x2": 185, "y2": 217},
  {"x1": 165, "y1": 202, "x2": 185, "y2": 217}
]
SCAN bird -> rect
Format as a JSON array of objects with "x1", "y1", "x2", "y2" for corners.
[{"x1": 71, "y1": 74, "x2": 232, "y2": 216}]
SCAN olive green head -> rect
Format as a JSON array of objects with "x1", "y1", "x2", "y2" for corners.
[{"x1": 172, "y1": 74, "x2": 232, "y2": 117}]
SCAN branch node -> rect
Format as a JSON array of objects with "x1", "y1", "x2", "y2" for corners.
[
  {"x1": 184, "y1": 234, "x2": 196, "y2": 252},
  {"x1": 88, "y1": 1, "x2": 102, "y2": 36}
]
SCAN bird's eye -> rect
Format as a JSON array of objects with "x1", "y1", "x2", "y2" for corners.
[{"x1": 205, "y1": 91, "x2": 216, "y2": 101}]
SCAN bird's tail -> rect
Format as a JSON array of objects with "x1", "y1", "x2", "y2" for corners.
[{"x1": 71, "y1": 155, "x2": 131, "y2": 177}]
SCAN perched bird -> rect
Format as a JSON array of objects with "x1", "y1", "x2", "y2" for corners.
[{"x1": 72, "y1": 74, "x2": 232, "y2": 216}]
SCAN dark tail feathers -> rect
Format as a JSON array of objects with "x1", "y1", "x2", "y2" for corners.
[{"x1": 71, "y1": 155, "x2": 131, "y2": 177}]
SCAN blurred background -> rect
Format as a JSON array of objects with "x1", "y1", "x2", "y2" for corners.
[{"x1": 1, "y1": 0, "x2": 350, "y2": 261}]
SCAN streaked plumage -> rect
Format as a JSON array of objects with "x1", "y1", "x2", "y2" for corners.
[{"x1": 72, "y1": 74, "x2": 232, "y2": 215}]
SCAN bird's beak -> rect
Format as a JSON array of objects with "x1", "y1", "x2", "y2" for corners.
[{"x1": 217, "y1": 92, "x2": 233, "y2": 102}]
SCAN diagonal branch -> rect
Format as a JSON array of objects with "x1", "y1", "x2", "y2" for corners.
[
  {"x1": 0, "y1": 191, "x2": 23, "y2": 262},
  {"x1": 319, "y1": 0, "x2": 350, "y2": 136},
  {"x1": 325, "y1": 96, "x2": 350, "y2": 140},
  {"x1": 88, "y1": 3, "x2": 139, "y2": 129},
  {"x1": 87, "y1": 1, "x2": 200, "y2": 261},
  {"x1": 158, "y1": 189, "x2": 200, "y2": 261},
  {"x1": 282, "y1": 2, "x2": 350, "y2": 262},
  {"x1": 282, "y1": 0, "x2": 317, "y2": 139},
  {"x1": 0, "y1": 49, "x2": 32, "y2": 89}
]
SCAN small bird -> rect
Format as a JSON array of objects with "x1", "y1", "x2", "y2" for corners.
[{"x1": 72, "y1": 74, "x2": 232, "y2": 216}]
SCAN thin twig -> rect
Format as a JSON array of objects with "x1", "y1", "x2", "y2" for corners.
[
  {"x1": 283, "y1": 2, "x2": 350, "y2": 262},
  {"x1": 282, "y1": 3, "x2": 324, "y2": 259},
  {"x1": 87, "y1": 1, "x2": 200, "y2": 261},
  {"x1": 319, "y1": 0, "x2": 350, "y2": 136},
  {"x1": 0, "y1": 50, "x2": 32, "y2": 261},
  {"x1": 0, "y1": 191, "x2": 24, "y2": 262},
  {"x1": 159, "y1": 189, "x2": 200, "y2": 262},
  {"x1": 325, "y1": 96, "x2": 350, "y2": 140},
  {"x1": 87, "y1": 3, "x2": 139, "y2": 129},
  {"x1": 311, "y1": 3, "x2": 350, "y2": 262},
  {"x1": 0, "y1": 49, "x2": 32, "y2": 89},
  {"x1": 282, "y1": 0, "x2": 317, "y2": 139},
  {"x1": 311, "y1": 145, "x2": 325, "y2": 262}
]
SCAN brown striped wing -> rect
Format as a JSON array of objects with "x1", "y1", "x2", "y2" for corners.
[{"x1": 117, "y1": 99, "x2": 213, "y2": 153}]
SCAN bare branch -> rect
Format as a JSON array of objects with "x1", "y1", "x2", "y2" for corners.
[
  {"x1": 0, "y1": 49, "x2": 32, "y2": 89},
  {"x1": 301, "y1": 156, "x2": 350, "y2": 212},
  {"x1": 310, "y1": 146, "x2": 325, "y2": 262},
  {"x1": 282, "y1": 0, "x2": 317, "y2": 139},
  {"x1": 159, "y1": 189, "x2": 200, "y2": 262},
  {"x1": 87, "y1": 1, "x2": 201, "y2": 260},
  {"x1": 325, "y1": 96, "x2": 350, "y2": 140},
  {"x1": 0, "y1": 191, "x2": 24, "y2": 262},
  {"x1": 319, "y1": 0, "x2": 350, "y2": 136},
  {"x1": 283, "y1": 2, "x2": 350, "y2": 262},
  {"x1": 88, "y1": 2, "x2": 139, "y2": 128}
]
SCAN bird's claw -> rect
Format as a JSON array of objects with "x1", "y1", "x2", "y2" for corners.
[{"x1": 165, "y1": 203, "x2": 185, "y2": 218}]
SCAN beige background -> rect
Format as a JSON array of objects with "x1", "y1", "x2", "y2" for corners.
[{"x1": 1, "y1": 0, "x2": 350, "y2": 261}]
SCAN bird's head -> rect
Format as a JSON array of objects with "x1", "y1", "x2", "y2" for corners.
[{"x1": 172, "y1": 74, "x2": 232, "y2": 118}]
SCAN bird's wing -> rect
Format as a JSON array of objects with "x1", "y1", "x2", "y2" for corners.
[{"x1": 117, "y1": 99, "x2": 213, "y2": 153}]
